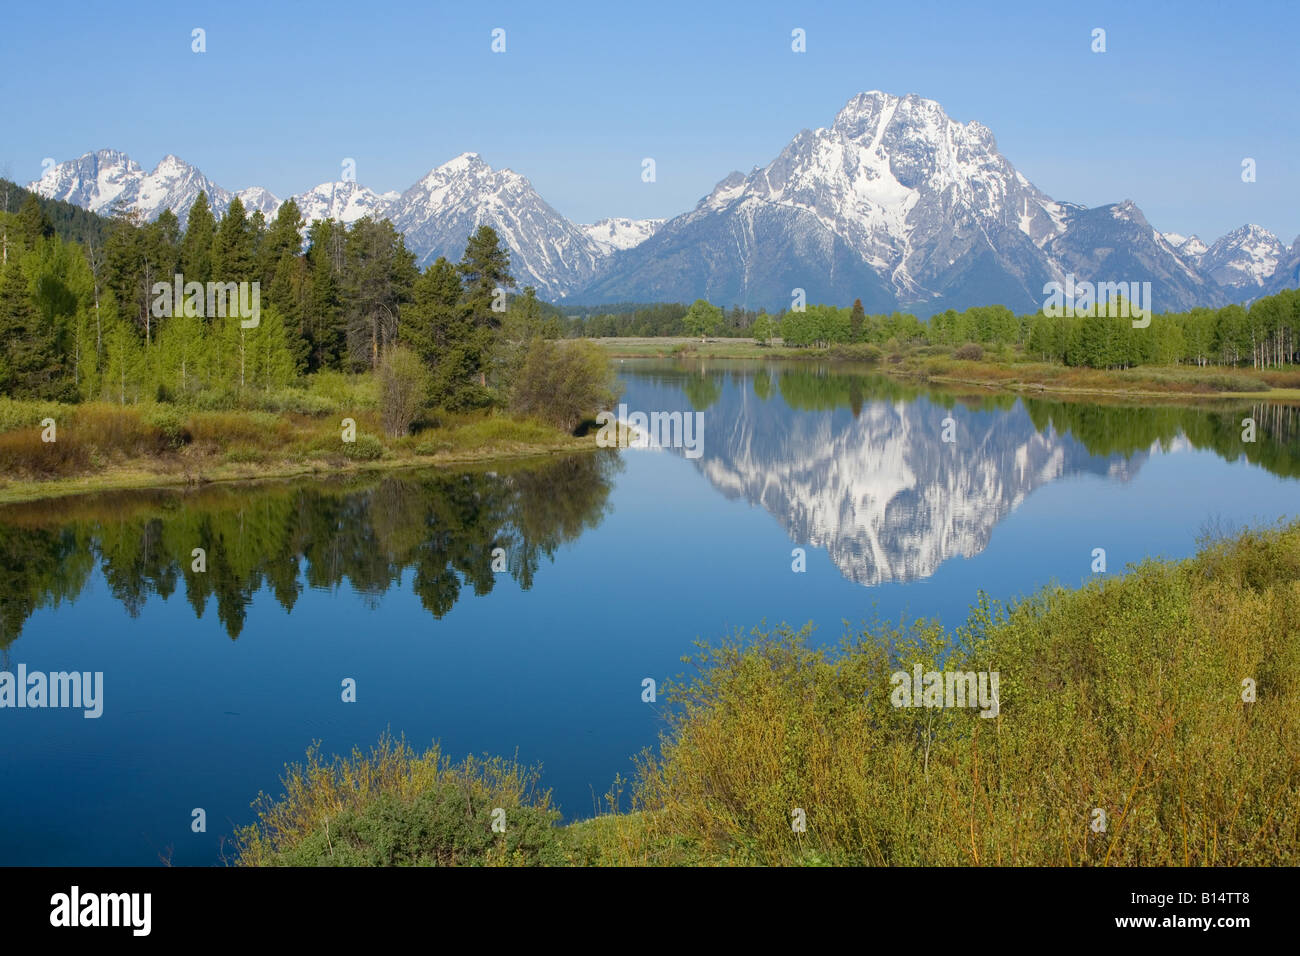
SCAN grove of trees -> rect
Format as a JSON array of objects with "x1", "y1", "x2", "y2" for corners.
[{"x1": 0, "y1": 185, "x2": 612, "y2": 429}]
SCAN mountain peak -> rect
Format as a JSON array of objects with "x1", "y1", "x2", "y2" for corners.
[
  {"x1": 1200, "y1": 223, "x2": 1285, "y2": 289},
  {"x1": 441, "y1": 152, "x2": 489, "y2": 173}
]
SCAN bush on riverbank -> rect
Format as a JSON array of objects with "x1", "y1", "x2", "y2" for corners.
[
  {"x1": 234, "y1": 737, "x2": 568, "y2": 866},
  {"x1": 234, "y1": 520, "x2": 1300, "y2": 866}
]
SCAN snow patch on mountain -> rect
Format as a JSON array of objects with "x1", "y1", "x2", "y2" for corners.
[
  {"x1": 582, "y1": 217, "x2": 664, "y2": 254},
  {"x1": 293, "y1": 181, "x2": 398, "y2": 227}
]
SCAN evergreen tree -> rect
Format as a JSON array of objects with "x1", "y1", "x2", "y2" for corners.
[
  {"x1": 401, "y1": 256, "x2": 465, "y2": 366},
  {"x1": 15, "y1": 194, "x2": 54, "y2": 249},
  {"x1": 181, "y1": 192, "x2": 216, "y2": 284},
  {"x1": 103, "y1": 208, "x2": 147, "y2": 335},
  {"x1": 260, "y1": 199, "x2": 304, "y2": 286},
  {"x1": 268, "y1": 251, "x2": 310, "y2": 372},
  {"x1": 140, "y1": 210, "x2": 181, "y2": 343},
  {"x1": 0, "y1": 258, "x2": 68, "y2": 398},
  {"x1": 457, "y1": 225, "x2": 515, "y2": 333},
  {"x1": 304, "y1": 220, "x2": 345, "y2": 370},
  {"x1": 344, "y1": 217, "x2": 417, "y2": 370},
  {"x1": 850, "y1": 298, "x2": 865, "y2": 341},
  {"x1": 211, "y1": 197, "x2": 256, "y2": 283}
]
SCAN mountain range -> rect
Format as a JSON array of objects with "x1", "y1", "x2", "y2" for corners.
[{"x1": 29, "y1": 92, "x2": 1299, "y2": 313}]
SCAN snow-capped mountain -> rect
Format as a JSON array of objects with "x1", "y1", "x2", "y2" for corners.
[
  {"x1": 582, "y1": 217, "x2": 664, "y2": 254},
  {"x1": 1197, "y1": 224, "x2": 1288, "y2": 291},
  {"x1": 1264, "y1": 238, "x2": 1300, "y2": 296},
  {"x1": 293, "y1": 180, "x2": 400, "y2": 228},
  {"x1": 29, "y1": 149, "x2": 279, "y2": 223},
  {"x1": 578, "y1": 92, "x2": 1228, "y2": 312},
  {"x1": 28, "y1": 93, "x2": 1300, "y2": 309},
  {"x1": 30, "y1": 149, "x2": 636, "y2": 297},
  {"x1": 381, "y1": 152, "x2": 607, "y2": 297},
  {"x1": 1040, "y1": 199, "x2": 1219, "y2": 311}
]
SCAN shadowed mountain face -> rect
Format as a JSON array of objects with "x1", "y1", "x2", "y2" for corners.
[{"x1": 620, "y1": 363, "x2": 1300, "y2": 586}]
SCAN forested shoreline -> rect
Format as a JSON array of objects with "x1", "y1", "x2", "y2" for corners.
[{"x1": 0, "y1": 182, "x2": 622, "y2": 495}]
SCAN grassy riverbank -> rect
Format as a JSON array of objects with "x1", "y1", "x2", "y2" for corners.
[
  {"x1": 597, "y1": 337, "x2": 1300, "y2": 401},
  {"x1": 0, "y1": 383, "x2": 598, "y2": 506},
  {"x1": 234, "y1": 520, "x2": 1300, "y2": 867}
]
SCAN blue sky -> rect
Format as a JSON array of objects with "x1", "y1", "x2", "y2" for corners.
[{"x1": 1, "y1": 0, "x2": 1296, "y2": 243}]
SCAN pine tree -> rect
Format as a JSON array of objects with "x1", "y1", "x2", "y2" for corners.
[
  {"x1": 457, "y1": 225, "x2": 515, "y2": 333},
  {"x1": 0, "y1": 258, "x2": 67, "y2": 398},
  {"x1": 15, "y1": 194, "x2": 54, "y2": 250},
  {"x1": 181, "y1": 192, "x2": 216, "y2": 284},
  {"x1": 211, "y1": 197, "x2": 255, "y2": 283},
  {"x1": 260, "y1": 200, "x2": 304, "y2": 284},
  {"x1": 268, "y1": 251, "x2": 309, "y2": 372},
  {"x1": 305, "y1": 220, "x2": 345, "y2": 370},
  {"x1": 344, "y1": 217, "x2": 417, "y2": 370},
  {"x1": 140, "y1": 211, "x2": 181, "y2": 344},
  {"x1": 850, "y1": 298, "x2": 865, "y2": 341},
  {"x1": 401, "y1": 256, "x2": 465, "y2": 366},
  {"x1": 103, "y1": 208, "x2": 147, "y2": 335}
]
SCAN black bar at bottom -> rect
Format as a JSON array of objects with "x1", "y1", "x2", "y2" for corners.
[{"x1": 8, "y1": 865, "x2": 1280, "y2": 942}]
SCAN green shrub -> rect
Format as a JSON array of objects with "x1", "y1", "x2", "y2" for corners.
[
  {"x1": 225, "y1": 446, "x2": 267, "y2": 464},
  {"x1": 142, "y1": 405, "x2": 191, "y2": 449},
  {"x1": 0, "y1": 397, "x2": 66, "y2": 434},
  {"x1": 308, "y1": 370, "x2": 379, "y2": 410},
  {"x1": 826, "y1": 343, "x2": 883, "y2": 363},
  {"x1": 378, "y1": 346, "x2": 430, "y2": 439},
  {"x1": 510, "y1": 339, "x2": 620, "y2": 433},
  {"x1": 341, "y1": 433, "x2": 384, "y2": 461},
  {"x1": 189, "y1": 389, "x2": 239, "y2": 411},
  {"x1": 235, "y1": 735, "x2": 566, "y2": 867},
  {"x1": 414, "y1": 438, "x2": 451, "y2": 456},
  {"x1": 251, "y1": 390, "x2": 336, "y2": 416}
]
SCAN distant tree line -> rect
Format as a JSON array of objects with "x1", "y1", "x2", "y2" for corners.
[{"x1": 713, "y1": 294, "x2": 1300, "y2": 371}]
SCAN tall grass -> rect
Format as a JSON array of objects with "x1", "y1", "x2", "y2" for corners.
[
  {"x1": 629, "y1": 521, "x2": 1300, "y2": 865},
  {"x1": 0, "y1": 390, "x2": 579, "y2": 487}
]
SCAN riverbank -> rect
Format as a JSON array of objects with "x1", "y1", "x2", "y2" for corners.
[
  {"x1": 234, "y1": 519, "x2": 1300, "y2": 866},
  {"x1": 595, "y1": 337, "x2": 1300, "y2": 402},
  {"x1": 0, "y1": 398, "x2": 599, "y2": 505}
]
